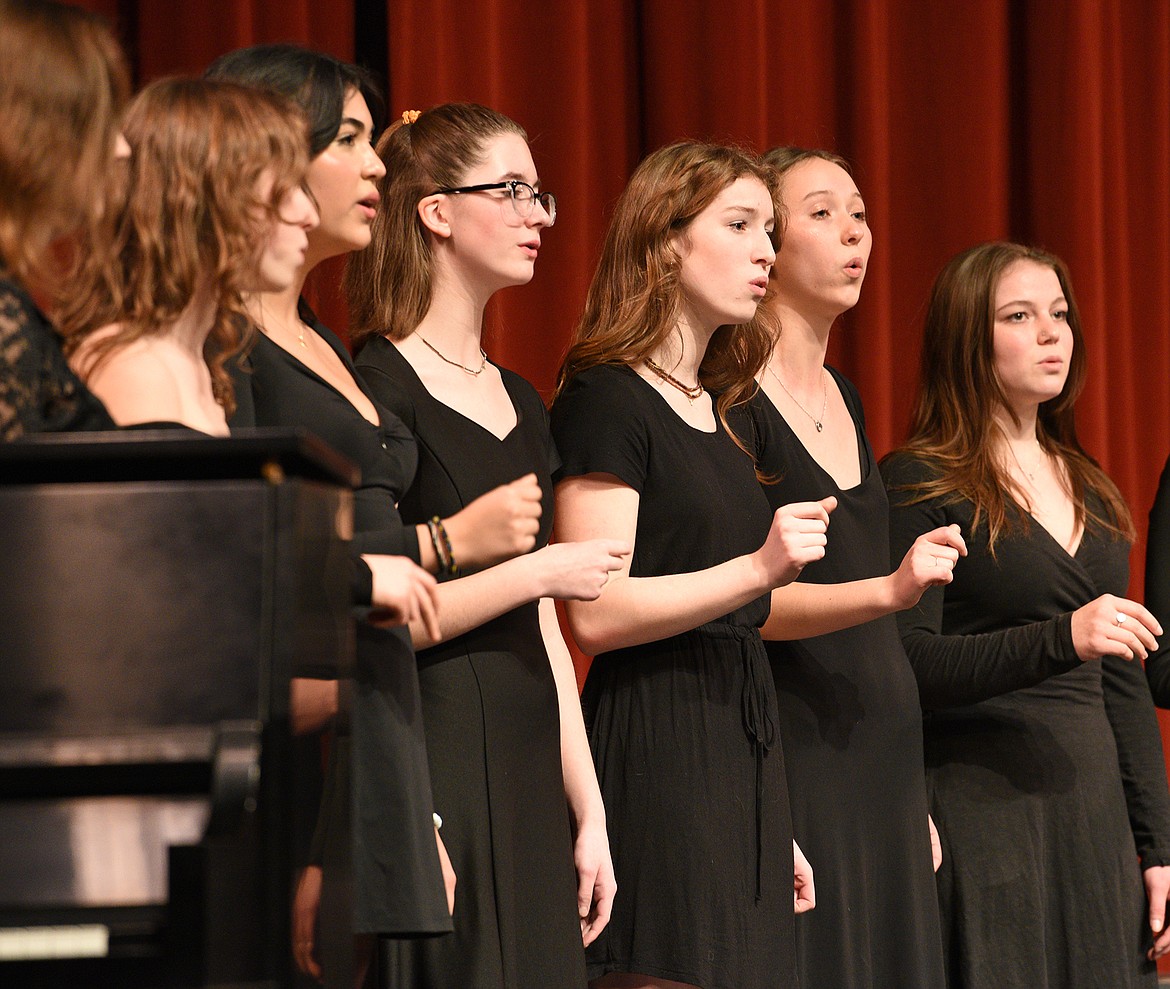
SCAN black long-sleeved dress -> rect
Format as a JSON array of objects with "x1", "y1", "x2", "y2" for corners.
[
  {"x1": 883, "y1": 451, "x2": 1170, "y2": 989},
  {"x1": 1143, "y1": 454, "x2": 1170, "y2": 705}
]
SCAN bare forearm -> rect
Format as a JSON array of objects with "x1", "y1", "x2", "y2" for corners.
[
  {"x1": 761, "y1": 575, "x2": 898, "y2": 641},
  {"x1": 565, "y1": 552, "x2": 772, "y2": 655},
  {"x1": 539, "y1": 599, "x2": 605, "y2": 829},
  {"x1": 409, "y1": 555, "x2": 538, "y2": 648}
]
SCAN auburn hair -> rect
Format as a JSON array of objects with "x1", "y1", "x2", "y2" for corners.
[
  {"x1": 0, "y1": 0, "x2": 130, "y2": 291},
  {"x1": 885, "y1": 240, "x2": 1133, "y2": 551},
  {"x1": 59, "y1": 78, "x2": 309, "y2": 417},
  {"x1": 345, "y1": 102, "x2": 526, "y2": 348},
  {"x1": 556, "y1": 141, "x2": 783, "y2": 440}
]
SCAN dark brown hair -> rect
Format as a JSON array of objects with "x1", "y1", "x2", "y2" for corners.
[{"x1": 886, "y1": 240, "x2": 1133, "y2": 550}]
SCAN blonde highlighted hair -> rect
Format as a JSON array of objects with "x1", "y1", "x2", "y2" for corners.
[
  {"x1": 0, "y1": 0, "x2": 130, "y2": 291},
  {"x1": 557, "y1": 141, "x2": 782, "y2": 438},
  {"x1": 60, "y1": 78, "x2": 309, "y2": 417}
]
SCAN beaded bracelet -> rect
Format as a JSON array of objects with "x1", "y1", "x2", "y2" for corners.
[{"x1": 427, "y1": 516, "x2": 459, "y2": 576}]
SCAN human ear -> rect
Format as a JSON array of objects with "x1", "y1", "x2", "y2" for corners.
[{"x1": 417, "y1": 194, "x2": 452, "y2": 240}]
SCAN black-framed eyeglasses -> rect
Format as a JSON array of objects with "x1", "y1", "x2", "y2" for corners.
[{"x1": 431, "y1": 180, "x2": 557, "y2": 226}]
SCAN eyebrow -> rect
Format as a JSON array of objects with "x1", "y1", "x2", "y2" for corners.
[
  {"x1": 493, "y1": 170, "x2": 542, "y2": 191},
  {"x1": 723, "y1": 204, "x2": 768, "y2": 217},
  {"x1": 799, "y1": 189, "x2": 864, "y2": 202},
  {"x1": 339, "y1": 116, "x2": 368, "y2": 134},
  {"x1": 997, "y1": 297, "x2": 1068, "y2": 309}
]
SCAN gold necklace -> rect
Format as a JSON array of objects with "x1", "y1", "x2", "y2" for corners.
[
  {"x1": 276, "y1": 318, "x2": 307, "y2": 348},
  {"x1": 767, "y1": 363, "x2": 827, "y2": 432},
  {"x1": 645, "y1": 358, "x2": 703, "y2": 402},
  {"x1": 418, "y1": 334, "x2": 487, "y2": 376}
]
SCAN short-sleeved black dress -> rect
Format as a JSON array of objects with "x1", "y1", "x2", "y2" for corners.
[
  {"x1": 550, "y1": 363, "x2": 795, "y2": 989},
  {"x1": 0, "y1": 273, "x2": 114, "y2": 439},
  {"x1": 238, "y1": 318, "x2": 450, "y2": 938},
  {"x1": 733, "y1": 370, "x2": 945, "y2": 988},
  {"x1": 355, "y1": 336, "x2": 586, "y2": 989},
  {"x1": 883, "y1": 451, "x2": 1170, "y2": 989}
]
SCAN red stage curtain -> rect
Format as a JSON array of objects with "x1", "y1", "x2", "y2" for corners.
[{"x1": 69, "y1": 0, "x2": 1170, "y2": 788}]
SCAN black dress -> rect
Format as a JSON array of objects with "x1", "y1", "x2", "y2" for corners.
[
  {"x1": 0, "y1": 273, "x2": 114, "y2": 439},
  {"x1": 238, "y1": 318, "x2": 450, "y2": 937},
  {"x1": 882, "y1": 451, "x2": 1170, "y2": 989},
  {"x1": 355, "y1": 337, "x2": 586, "y2": 989},
  {"x1": 1143, "y1": 454, "x2": 1170, "y2": 705},
  {"x1": 550, "y1": 364, "x2": 795, "y2": 989},
  {"x1": 733, "y1": 371, "x2": 945, "y2": 988}
]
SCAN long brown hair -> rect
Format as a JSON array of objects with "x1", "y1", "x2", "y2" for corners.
[
  {"x1": 887, "y1": 240, "x2": 1133, "y2": 550},
  {"x1": 60, "y1": 78, "x2": 308, "y2": 417},
  {"x1": 345, "y1": 103, "x2": 526, "y2": 348},
  {"x1": 0, "y1": 0, "x2": 129, "y2": 291},
  {"x1": 556, "y1": 141, "x2": 782, "y2": 437}
]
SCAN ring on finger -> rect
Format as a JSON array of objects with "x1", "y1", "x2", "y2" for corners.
[{"x1": 1116, "y1": 612, "x2": 1128, "y2": 626}]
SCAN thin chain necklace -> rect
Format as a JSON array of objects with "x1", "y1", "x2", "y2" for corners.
[
  {"x1": 645, "y1": 357, "x2": 704, "y2": 402},
  {"x1": 418, "y1": 334, "x2": 488, "y2": 376},
  {"x1": 1007, "y1": 439, "x2": 1045, "y2": 482},
  {"x1": 273, "y1": 317, "x2": 307, "y2": 348},
  {"x1": 767, "y1": 363, "x2": 827, "y2": 432}
]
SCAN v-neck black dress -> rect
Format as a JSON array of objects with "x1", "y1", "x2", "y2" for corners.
[
  {"x1": 355, "y1": 336, "x2": 586, "y2": 989},
  {"x1": 882, "y1": 451, "x2": 1170, "y2": 989},
  {"x1": 550, "y1": 363, "x2": 795, "y2": 989},
  {"x1": 733, "y1": 370, "x2": 945, "y2": 988},
  {"x1": 237, "y1": 318, "x2": 450, "y2": 938}
]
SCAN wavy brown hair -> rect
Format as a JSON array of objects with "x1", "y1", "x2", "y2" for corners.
[
  {"x1": 345, "y1": 103, "x2": 526, "y2": 348},
  {"x1": 60, "y1": 78, "x2": 309, "y2": 417},
  {"x1": 0, "y1": 0, "x2": 129, "y2": 291},
  {"x1": 885, "y1": 240, "x2": 1133, "y2": 552},
  {"x1": 556, "y1": 141, "x2": 782, "y2": 439}
]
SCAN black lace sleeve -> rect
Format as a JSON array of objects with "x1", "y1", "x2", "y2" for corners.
[{"x1": 0, "y1": 276, "x2": 113, "y2": 440}]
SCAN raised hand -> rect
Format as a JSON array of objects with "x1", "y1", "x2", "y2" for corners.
[
  {"x1": 535, "y1": 539, "x2": 631, "y2": 601},
  {"x1": 363, "y1": 554, "x2": 441, "y2": 642},
  {"x1": 889, "y1": 523, "x2": 967, "y2": 610},
  {"x1": 757, "y1": 496, "x2": 837, "y2": 587},
  {"x1": 1070, "y1": 594, "x2": 1161, "y2": 662},
  {"x1": 445, "y1": 472, "x2": 543, "y2": 569}
]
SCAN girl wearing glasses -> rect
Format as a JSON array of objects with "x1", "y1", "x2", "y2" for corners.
[
  {"x1": 0, "y1": 0, "x2": 127, "y2": 439},
  {"x1": 206, "y1": 49, "x2": 594, "y2": 987},
  {"x1": 345, "y1": 103, "x2": 628, "y2": 989}
]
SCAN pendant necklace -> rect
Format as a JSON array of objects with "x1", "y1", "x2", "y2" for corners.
[
  {"x1": 767, "y1": 363, "x2": 827, "y2": 432},
  {"x1": 419, "y1": 334, "x2": 488, "y2": 376},
  {"x1": 1009, "y1": 440, "x2": 1044, "y2": 482}
]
